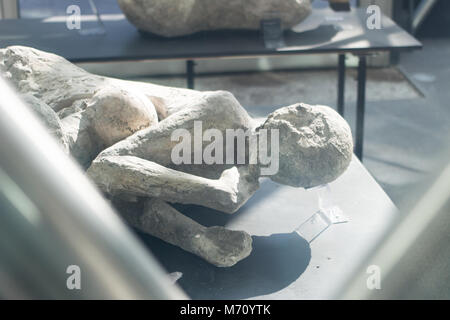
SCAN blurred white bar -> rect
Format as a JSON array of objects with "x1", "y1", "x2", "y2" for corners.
[{"x1": 0, "y1": 76, "x2": 187, "y2": 299}]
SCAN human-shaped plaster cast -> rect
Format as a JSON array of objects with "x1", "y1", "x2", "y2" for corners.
[{"x1": 0, "y1": 46, "x2": 353, "y2": 267}]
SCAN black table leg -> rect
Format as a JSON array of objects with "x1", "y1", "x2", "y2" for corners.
[
  {"x1": 355, "y1": 55, "x2": 367, "y2": 160},
  {"x1": 186, "y1": 60, "x2": 195, "y2": 89},
  {"x1": 337, "y1": 54, "x2": 346, "y2": 116}
]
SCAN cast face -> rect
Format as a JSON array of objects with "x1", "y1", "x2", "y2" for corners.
[{"x1": 260, "y1": 103, "x2": 353, "y2": 188}]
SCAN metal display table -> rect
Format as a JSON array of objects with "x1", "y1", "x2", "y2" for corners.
[
  {"x1": 130, "y1": 103, "x2": 398, "y2": 300},
  {"x1": 136, "y1": 156, "x2": 397, "y2": 299},
  {"x1": 0, "y1": 8, "x2": 421, "y2": 159}
]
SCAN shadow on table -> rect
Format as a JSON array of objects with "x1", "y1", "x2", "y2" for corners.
[
  {"x1": 137, "y1": 231, "x2": 311, "y2": 299},
  {"x1": 172, "y1": 178, "x2": 285, "y2": 228}
]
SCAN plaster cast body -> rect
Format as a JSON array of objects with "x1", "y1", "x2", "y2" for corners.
[
  {"x1": 117, "y1": 0, "x2": 312, "y2": 37},
  {"x1": 0, "y1": 46, "x2": 353, "y2": 267}
]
